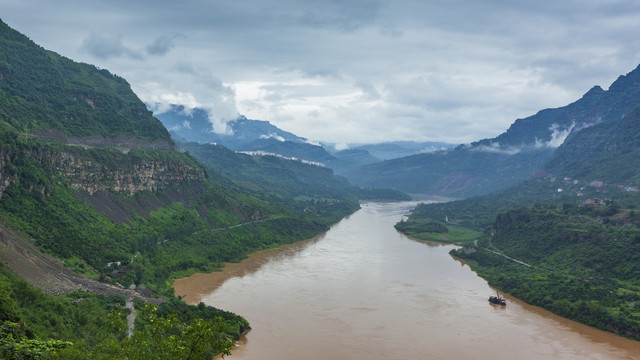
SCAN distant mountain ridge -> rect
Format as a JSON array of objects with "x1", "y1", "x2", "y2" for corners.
[
  {"x1": 0, "y1": 18, "x2": 360, "y2": 300},
  {"x1": 345, "y1": 141, "x2": 455, "y2": 160},
  {"x1": 0, "y1": 18, "x2": 366, "y2": 358},
  {"x1": 343, "y1": 64, "x2": 640, "y2": 197},
  {"x1": 153, "y1": 105, "x2": 341, "y2": 166},
  {"x1": 153, "y1": 104, "x2": 456, "y2": 172},
  {"x1": 155, "y1": 105, "x2": 307, "y2": 146}
]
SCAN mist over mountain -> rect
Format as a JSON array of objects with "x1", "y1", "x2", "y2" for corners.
[
  {"x1": 344, "y1": 141, "x2": 456, "y2": 160},
  {"x1": 545, "y1": 104, "x2": 640, "y2": 184},
  {"x1": 3, "y1": 11, "x2": 640, "y2": 353},
  {"x1": 343, "y1": 64, "x2": 640, "y2": 198},
  {"x1": 152, "y1": 105, "x2": 341, "y2": 166},
  {"x1": 153, "y1": 105, "x2": 307, "y2": 147},
  {"x1": 153, "y1": 104, "x2": 457, "y2": 173},
  {"x1": 0, "y1": 18, "x2": 366, "y2": 357}
]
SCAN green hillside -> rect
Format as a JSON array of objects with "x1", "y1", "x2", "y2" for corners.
[
  {"x1": 399, "y1": 105, "x2": 640, "y2": 232},
  {"x1": 0, "y1": 18, "x2": 361, "y2": 358},
  {"x1": 546, "y1": 107, "x2": 640, "y2": 184},
  {"x1": 345, "y1": 64, "x2": 640, "y2": 198},
  {"x1": 396, "y1": 104, "x2": 640, "y2": 338},
  {"x1": 180, "y1": 141, "x2": 354, "y2": 200},
  {"x1": 0, "y1": 17, "x2": 361, "y2": 294},
  {"x1": 180, "y1": 141, "x2": 409, "y2": 204},
  {"x1": 0, "y1": 262, "x2": 248, "y2": 358},
  {"x1": 0, "y1": 19, "x2": 170, "y2": 142},
  {"x1": 452, "y1": 205, "x2": 640, "y2": 339}
]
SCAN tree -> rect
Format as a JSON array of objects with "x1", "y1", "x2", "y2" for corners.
[
  {"x1": 94, "y1": 304, "x2": 235, "y2": 360},
  {"x1": 0, "y1": 321, "x2": 71, "y2": 360}
]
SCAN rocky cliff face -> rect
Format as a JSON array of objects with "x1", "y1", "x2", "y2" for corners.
[
  {"x1": 0, "y1": 143, "x2": 205, "y2": 198},
  {"x1": 50, "y1": 151, "x2": 204, "y2": 196},
  {"x1": 0, "y1": 152, "x2": 18, "y2": 196}
]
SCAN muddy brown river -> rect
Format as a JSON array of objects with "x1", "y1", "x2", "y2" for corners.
[{"x1": 174, "y1": 201, "x2": 640, "y2": 359}]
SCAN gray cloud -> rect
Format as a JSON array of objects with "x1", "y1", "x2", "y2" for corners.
[
  {"x1": 145, "y1": 34, "x2": 185, "y2": 56},
  {"x1": 4, "y1": 0, "x2": 640, "y2": 144},
  {"x1": 81, "y1": 33, "x2": 144, "y2": 60}
]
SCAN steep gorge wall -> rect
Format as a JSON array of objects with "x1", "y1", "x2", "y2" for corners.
[
  {"x1": 0, "y1": 152, "x2": 18, "y2": 196},
  {"x1": 49, "y1": 151, "x2": 205, "y2": 196},
  {"x1": 0, "y1": 143, "x2": 205, "y2": 198}
]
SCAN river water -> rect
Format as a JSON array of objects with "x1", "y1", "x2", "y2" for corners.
[{"x1": 173, "y1": 201, "x2": 640, "y2": 359}]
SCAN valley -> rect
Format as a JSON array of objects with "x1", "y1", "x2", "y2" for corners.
[
  {"x1": 175, "y1": 202, "x2": 640, "y2": 359},
  {"x1": 1, "y1": 10, "x2": 640, "y2": 360}
]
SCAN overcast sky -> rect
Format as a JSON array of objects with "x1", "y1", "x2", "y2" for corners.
[{"x1": 3, "y1": 1, "x2": 640, "y2": 145}]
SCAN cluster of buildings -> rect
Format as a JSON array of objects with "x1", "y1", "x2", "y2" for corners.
[{"x1": 547, "y1": 176, "x2": 638, "y2": 207}]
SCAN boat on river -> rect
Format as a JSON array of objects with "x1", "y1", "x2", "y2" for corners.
[{"x1": 489, "y1": 291, "x2": 506, "y2": 306}]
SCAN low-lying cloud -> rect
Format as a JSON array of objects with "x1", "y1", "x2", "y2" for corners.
[
  {"x1": 471, "y1": 122, "x2": 577, "y2": 155},
  {"x1": 81, "y1": 33, "x2": 144, "y2": 60},
  {"x1": 535, "y1": 123, "x2": 575, "y2": 149},
  {"x1": 469, "y1": 142, "x2": 525, "y2": 155},
  {"x1": 260, "y1": 133, "x2": 285, "y2": 142},
  {"x1": 145, "y1": 34, "x2": 185, "y2": 56},
  {"x1": 8, "y1": 0, "x2": 640, "y2": 144}
]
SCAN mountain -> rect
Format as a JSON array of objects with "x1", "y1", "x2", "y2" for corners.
[
  {"x1": 0, "y1": 18, "x2": 361, "y2": 294},
  {"x1": 0, "y1": 18, "x2": 362, "y2": 357},
  {"x1": 0, "y1": 21, "x2": 171, "y2": 144},
  {"x1": 349, "y1": 141, "x2": 455, "y2": 160},
  {"x1": 242, "y1": 137, "x2": 336, "y2": 163},
  {"x1": 398, "y1": 103, "x2": 640, "y2": 232},
  {"x1": 324, "y1": 148, "x2": 381, "y2": 173},
  {"x1": 154, "y1": 104, "x2": 457, "y2": 173},
  {"x1": 344, "y1": 64, "x2": 640, "y2": 197},
  {"x1": 396, "y1": 105, "x2": 640, "y2": 340},
  {"x1": 178, "y1": 141, "x2": 356, "y2": 204},
  {"x1": 155, "y1": 105, "x2": 306, "y2": 146},
  {"x1": 153, "y1": 105, "x2": 340, "y2": 165},
  {"x1": 545, "y1": 106, "x2": 640, "y2": 184}
]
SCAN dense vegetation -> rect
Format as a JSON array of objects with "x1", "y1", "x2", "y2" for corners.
[
  {"x1": 356, "y1": 187, "x2": 412, "y2": 201},
  {"x1": 404, "y1": 177, "x2": 640, "y2": 232},
  {"x1": 180, "y1": 141, "x2": 354, "y2": 200},
  {"x1": 545, "y1": 108, "x2": 640, "y2": 185},
  {"x1": 0, "y1": 19, "x2": 170, "y2": 141},
  {"x1": 0, "y1": 263, "x2": 247, "y2": 359},
  {"x1": 180, "y1": 140, "x2": 409, "y2": 203},
  {"x1": 345, "y1": 65, "x2": 640, "y2": 198},
  {"x1": 0, "y1": 17, "x2": 364, "y2": 359},
  {"x1": 0, "y1": 127, "x2": 358, "y2": 294},
  {"x1": 396, "y1": 104, "x2": 640, "y2": 339},
  {"x1": 452, "y1": 204, "x2": 640, "y2": 339}
]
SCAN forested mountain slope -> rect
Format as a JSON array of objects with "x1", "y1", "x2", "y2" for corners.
[
  {"x1": 452, "y1": 205, "x2": 640, "y2": 339},
  {"x1": 345, "y1": 64, "x2": 640, "y2": 197},
  {"x1": 179, "y1": 141, "x2": 409, "y2": 204},
  {"x1": 396, "y1": 104, "x2": 640, "y2": 339},
  {"x1": 0, "y1": 20, "x2": 170, "y2": 143},
  {"x1": 545, "y1": 106, "x2": 640, "y2": 184},
  {"x1": 0, "y1": 18, "x2": 359, "y2": 358},
  {"x1": 399, "y1": 104, "x2": 640, "y2": 232}
]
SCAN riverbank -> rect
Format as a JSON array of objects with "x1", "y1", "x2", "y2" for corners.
[
  {"x1": 172, "y1": 202, "x2": 640, "y2": 359},
  {"x1": 173, "y1": 234, "x2": 324, "y2": 304}
]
